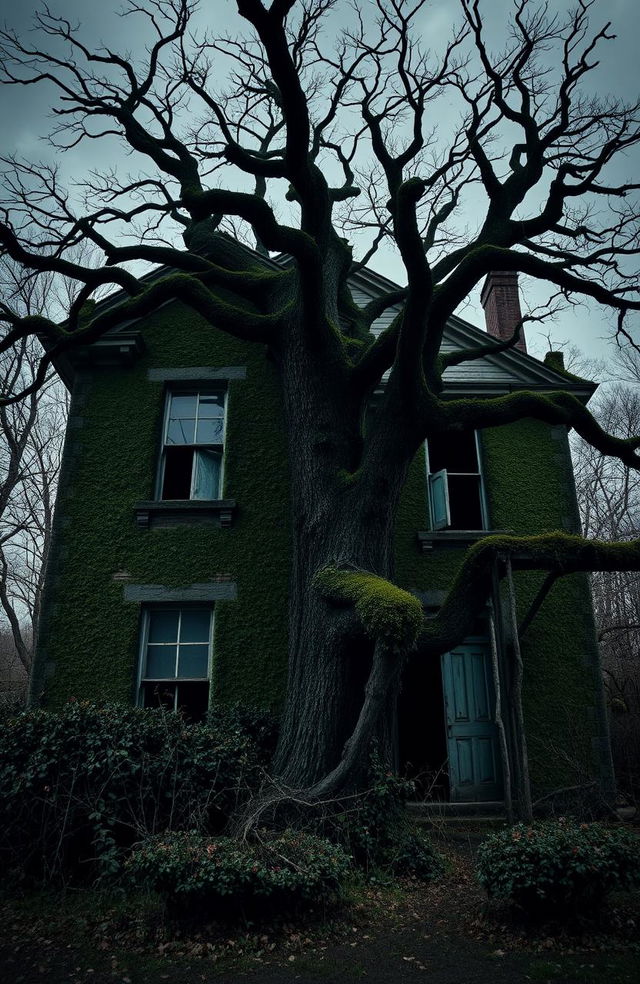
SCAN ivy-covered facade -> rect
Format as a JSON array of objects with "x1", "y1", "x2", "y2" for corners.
[{"x1": 31, "y1": 259, "x2": 614, "y2": 808}]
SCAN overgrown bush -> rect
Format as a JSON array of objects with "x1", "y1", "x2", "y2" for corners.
[
  {"x1": 0, "y1": 702, "x2": 443, "y2": 893},
  {"x1": 0, "y1": 701, "x2": 266, "y2": 881},
  {"x1": 331, "y1": 757, "x2": 443, "y2": 881},
  {"x1": 477, "y1": 819, "x2": 640, "y2": 919},
  {"x1": 387, "y1": 830, "x2": 446, "y2": 881},
  {"x1": 126, "y1": 829, "x2": 351, "y2": 916},
  {"x1": 207, "y1": 702, "x2": 279, "y2": 764}
]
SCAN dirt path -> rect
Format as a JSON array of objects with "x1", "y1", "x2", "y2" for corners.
[{"x1": 3, "y1": 914, "x2": 637, "y2": 984}]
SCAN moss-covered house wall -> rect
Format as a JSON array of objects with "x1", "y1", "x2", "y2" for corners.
[
  {"x1": 394, "y1": 421, "x2": 609, "y2": 797},
  {"x1": 33, "y1": 300, "x2": 291, "y2": 711},
  {"x1": 32, "y1": 298, "x2": 611, "y2": 801}
]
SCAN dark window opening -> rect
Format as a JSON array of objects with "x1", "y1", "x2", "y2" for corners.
[
  {"x1": 162, "y1": 446, "x2": 195, "y2": 499},
  {"x1": 158, "y1": 391, "x2": 224, "y2": 501},
  {"x1": 139, "y1": 608, "x2": 212, "y2": 723},
  {"x1": 428, "y1": 429, "x2": 478, "y2": 473},
  {"x1": 447, "y1": 475, "x2": 484, "y2": 529},
  {"x1": 427, "y1": 430, "x2": 486, "y2": 531},
  {"x1": 141, "y1": 681, "x2": 210, "y2": 723}
]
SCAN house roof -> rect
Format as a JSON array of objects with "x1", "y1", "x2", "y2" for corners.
[
  {"x1": 347, "y1": 267, "x2": 596, "y2": 398},
  {"x1": 49, "y1": 244, "x2": 596, "y2": 399}
]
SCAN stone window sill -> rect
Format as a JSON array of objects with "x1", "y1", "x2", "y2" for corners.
[
  {"x1": 417, "y1": 529, "x2": 500, "y2": 552},
  {"x1": 135, "y1": 499, "x2": 237, "y2": 530}
]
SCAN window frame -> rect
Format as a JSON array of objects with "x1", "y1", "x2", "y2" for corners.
[
  {"x1": 136, "y1": 605, "x2": 214, "y2": 715},
  {"x1": 156, "y1": 387, "x2": 227, "y2": 502},
  {"x1": 425, "y1": 431, "x2": 489, "y2": 532}
]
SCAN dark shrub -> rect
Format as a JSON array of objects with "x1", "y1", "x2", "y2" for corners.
[
  {"x1": 0, "y1": 701, "x2": 263, "y2": 881},
  {"x1": 476, "y1": 818, "x2": 640, "y2": 919},
  {"x1": 387, "y1": 830, "x2": 446, "y2": 881},
  {"x1": 126, "y1": 829, "x2": 351, "y2": 916},
  {"x1": 207, "y1": 702, "x2": 279, "y2": 764},
  {"x1": 332, "y1": 757, "x2": 443, "y2": 881}
]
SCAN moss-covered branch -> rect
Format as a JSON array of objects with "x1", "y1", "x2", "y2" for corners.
[
  {"x1": 350, "y1": 313, "x2": 402, "y2": 396},
  {"x1": 419, "y1": 532, "x2": 640, "y2": 657},
  {"x1": 80, "y1": 237, "x2": 287, "y2": 305},
  {"x1": 432, "y1": 389, "x2": 640, "y2": 470},
  {"x1": 314, "y1": 566, "x2": 423, "y2": 652},
  {"x1": 439, "y1": 318, "x2": 525, "y2": 370},
  {"x1": 182, "y1": 188, "x2": 319, "y2": 268},
  {"x1": 0, "y1": 272, "x2": 286, "y2": 405}
]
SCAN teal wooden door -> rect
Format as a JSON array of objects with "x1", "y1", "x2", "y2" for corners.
[{"x1": 441, "y1": 639, "x2": 503, "y2": 802}]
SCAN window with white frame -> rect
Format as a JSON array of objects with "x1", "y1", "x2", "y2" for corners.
[
  {"x1": 426, "y1": 430, "x2": 487, "y2": 531},
  {"x1": 159, "y1": 391, "x2": 225, "y2": 500},
  {"x1": 138, "y1": 607, "x2": 212, "y2": 720}
]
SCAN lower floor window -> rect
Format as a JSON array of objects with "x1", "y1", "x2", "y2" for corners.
[{"x1": 138, "y1": 607, "x2": 212, "y2": 721}]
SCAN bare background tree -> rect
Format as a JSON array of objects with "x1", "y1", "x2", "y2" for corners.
[
  {"x1": 572, "y1": 349, "x2": 640, "y2": 803},
  {"x1": 0, "y1": 262, "x2": 69, "y2": 711}
]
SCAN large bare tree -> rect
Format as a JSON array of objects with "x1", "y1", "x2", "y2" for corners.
[{"x1": 0, "y1": 0, "x2": 639, "y2": 795}]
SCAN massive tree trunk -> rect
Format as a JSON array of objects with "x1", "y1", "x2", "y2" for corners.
[
  {"x1": 273, "y1": 492, "x2": 399, "y2": 787},
  {"x1": 270, "y1": 305, "x2": 414, "y2": 789}
]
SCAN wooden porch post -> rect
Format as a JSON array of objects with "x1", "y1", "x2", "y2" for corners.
[{"x1": 505, "y1": 556, "x2": 533, "y2": 822}]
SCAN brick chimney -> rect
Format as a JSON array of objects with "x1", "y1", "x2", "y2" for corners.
[{"x1": 480, "y1": 271, "x2": 527, "y2": 353}]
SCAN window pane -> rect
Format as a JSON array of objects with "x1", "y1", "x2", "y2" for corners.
[
  {"x1": 176, "y1": 682, "x2": 209, "y2": 722},
  {"x1": 195, "y1": 418, "x2": 224, "y2": 445},
  {"x1": 192, "y1": 449, "x2": 221, "y2": 499},
  {"x1": 146, "y1": 644, "x2": 177, "y2": 678},
  {"x1": 178, "y1": 644, "x2": 209, "y2": 678},
  {"x1": 198, "y1": 394, "x2": 224, "y2": 418},
  {"x1": 167, "y1": 417, "x2": 196, "y2": 445},
  {"x1": 180, "y1": 610, "x2": 211, "y2": 644},
  {"x1": 169, "y1": 394, "x2": 197, "y2": 419},
  {"x1": 142, "y1": 681, "x2": 176, "y2": 711},
  {"x1": 161, "y1": 447, "x2": 194, "y2": 499},
  {"x1": 148, "y1": 611, "x2": 179, "y2": 643},
  {"x1": 428, "y1": 431, "x2": 478, "y2": 473}
]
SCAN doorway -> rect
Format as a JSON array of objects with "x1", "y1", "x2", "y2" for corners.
[
  {"x1": 399, "y1": 631, "x2": 503, "y2": 803},
  {"x1": 441, "y1": 636, "x2": 503, "y2": 802},
  {"x1": 398, "y1": 648, "x2": 449, "y2": 800}
]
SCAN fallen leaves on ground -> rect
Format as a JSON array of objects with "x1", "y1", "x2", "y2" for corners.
[{"x1": 1, "y1": 839, "x2": 639, "y2": 983}]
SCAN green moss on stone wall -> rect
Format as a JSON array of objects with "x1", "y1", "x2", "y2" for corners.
[
  {"x1": 505, "y1": 572, "x2": 597, "y2": 790},
  {"x1": 483, "y1": 420, "x2": 600, "y2": 791},
  {"x1": 37, "y1": 300, "x2": 290, "y2": 711},
  {"x1": 391, "y1": 419, "x2": 602, "y2": 793},
  {"x1": 37, "y1": 310, "x2": 604, "y2": 795},
  {"x1": 481, "y1": 419, "x2": 582, "y2": 535}
]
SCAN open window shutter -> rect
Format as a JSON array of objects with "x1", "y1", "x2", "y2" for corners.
[{"x1": 429, "y1": 469, "x2": 450, "y2": 530}]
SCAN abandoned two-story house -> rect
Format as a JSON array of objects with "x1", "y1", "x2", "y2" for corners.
[{"x1": 30, "y1": 253, "x2": 614, "y2": 809}]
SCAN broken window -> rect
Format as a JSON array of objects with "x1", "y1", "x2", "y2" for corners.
[
  {"x1": 426, "y1": 430, "x2": 486, "y2": 531},
  {"x1": 159, "y1": 391, "x2": 225, "y2": 500}
]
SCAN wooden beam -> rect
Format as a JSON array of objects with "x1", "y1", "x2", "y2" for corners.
[{"x1": 518, "y1": 572, "x2": 558, "y2": 639}]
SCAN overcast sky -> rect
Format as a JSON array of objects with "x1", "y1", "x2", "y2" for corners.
[{"x1": 1, "y1": 0, "x2": 639, "y2": 363}]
